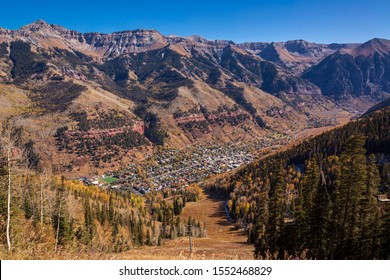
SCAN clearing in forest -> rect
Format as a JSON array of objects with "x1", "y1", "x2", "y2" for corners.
[{"x1": 127, "y1": 191, "x2": 254, "y2": 259}]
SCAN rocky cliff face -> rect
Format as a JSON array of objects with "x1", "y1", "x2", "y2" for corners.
[
  {"x1": 82, "y1": 29, "x2": 169, "y2": 58},
  {"x1": 0, "y1": 20, "x2": 169, "y2": 58}
]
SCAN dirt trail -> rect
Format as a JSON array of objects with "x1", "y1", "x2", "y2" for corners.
[
  {"x1": 179, "y1": 192, "x2": 254, "y2": 259},
  {"x1": 126, "y1": 192, "x2": 254, "y2": 259}
]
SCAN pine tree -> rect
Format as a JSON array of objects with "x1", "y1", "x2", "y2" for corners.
[
  {"x1": 301, "y1": 160, "x2": 320, "y2": 219},
  {"x1": 253, "y1": 178, "x2": 270, "y2": 257},
  {"x1": 326, "y1": 155, "x2": 341, "y2": 259},
  {"x1": 299, "y1": 159, "x2": 321, "y2": 253},
  {"x1": 267, "y1": 164, "x2": 286, "y2": 255},
  {"x1": 83, "y1": 197, "x2": 95, "y2": 244},
  {"x1": 333, "y1": 136, "x2": 368, "y2": 259},
  {"x1": 53, "y1": 177, "x2": 72, "y2": 250},
  {"x1": 308, "y1": 170, "x2": 330, "y2": 259},
  {"x1": 356, "y1": 154, "x2": 380, "y2": 258}
]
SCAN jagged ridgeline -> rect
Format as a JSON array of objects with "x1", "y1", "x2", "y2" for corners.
[
  {"x1": 1, "y1": 21, "x2": 390, "y2": 160},
  {"x1": 207, "y1": 107, "x2": 390, "y2": 259}
]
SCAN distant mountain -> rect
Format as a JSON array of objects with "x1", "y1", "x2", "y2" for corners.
[
  {"x1": 302, "y1": 38, "x2": 390, "y2": 101},
  {"x1": 239, "y1": 39, "x2": 357, "y2": 74},
  {"x1": 0, "y1": 20, "x2": 388, "y2": 173}
]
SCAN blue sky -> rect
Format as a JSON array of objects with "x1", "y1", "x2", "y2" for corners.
[{"x1": 0, "y1": 0, "x2": 388, "y2": 43}]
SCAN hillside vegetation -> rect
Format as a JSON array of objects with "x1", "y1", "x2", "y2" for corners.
[
  {"x1": 207, "y1": 108, "x2": 390, "y2": 259},
  {"x1": 0, "y1": 131, "x2": 205, "y2": 259}
]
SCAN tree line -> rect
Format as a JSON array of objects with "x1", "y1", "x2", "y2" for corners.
[{"x1": 207, "y1": 108, "x2": 390, "y2": 259}]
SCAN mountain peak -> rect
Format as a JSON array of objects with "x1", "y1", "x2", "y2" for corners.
[
  {"x1": 354, "y1": 38, "x2": 390, "y2": 56},
  {"x1": 34, "y1": 19, "x2": 48, "y2": 25},
  {"x1": 368, "y1": 37, "x2": 388, "y2": 44},
  {"x1": 260, "y1": 42, "x2": 299, "y2": 63},
  {"x1": 20, "y1": 20, "x2": 53, "y2": 32},
  {"x1": 185, "y1": 35, "x2": 207, "y2": 43}
]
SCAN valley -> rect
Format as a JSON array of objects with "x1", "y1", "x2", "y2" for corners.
[
  {"x1": 0, "y1": 20, "x2": 389, "y2": 260},
  {"x1": 74, "y1": 133, "x2": 286, "y2": 193}
]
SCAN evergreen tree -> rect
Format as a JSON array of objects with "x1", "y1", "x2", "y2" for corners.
[
  {"x1": 299, "y1": 159, "x2": 321, "y2": 252},
  {"x1": 253, "y1": 178, "x2": 270, "y2": 257},
  {"x1": 53, "y1": 177, "x2": 73, "y2": 249},
  {"x1": 308, "y1": 170, "x2": 330, "y2": 258},
  {"x1": 357, "y1": 154, "x2": 380, "y2": 258},
  {"x1": 83, "y1": 198, "x2": 95, "y2": 244},
  {"x1": 267, "y1": 164, "x2": 286, "y2": 255},
  {"x1": 301, "y1": 160, "x2": 320, "y2": 220},
  {"x1": 331, "y1": 136, "x2": 368, "y2": 258}
]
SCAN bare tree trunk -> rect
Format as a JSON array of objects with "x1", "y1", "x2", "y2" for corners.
[
  {"x1": 40, "y1": 177, "x2": 43, "y2": 225},
  {"x1": 55, "y1": 202, "x2": 61, "y2": 253},
  {"x1": 6, "y1": 145, "x2": 11, "y2": 252}
]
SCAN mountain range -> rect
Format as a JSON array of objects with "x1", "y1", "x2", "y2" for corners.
[{"x1": 1, "y1": 20, "x2": 389, "y2": 173}]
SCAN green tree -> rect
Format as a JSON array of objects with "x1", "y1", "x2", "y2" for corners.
[
  {"x1": 308, "y1": 170, "x2": 330, "y2": 258},
  {"x1": 356, "y1": 154, "x2": 380, "y2": 258},
  {"x1": 83, "y1": 198, "x2": 95, "y2": 244},
  {"x1": 266, "y1": 164, "x2": 286, "y2": 255},
  {"x1": 53, "y1": 177, "x2": 73, "y2": 250},
  {"x1": 253, "y1": 178, "x2": 270, "y2": 257},
  {"x1": 333, "y1": 136, "x2": 368, "y2": 259}
]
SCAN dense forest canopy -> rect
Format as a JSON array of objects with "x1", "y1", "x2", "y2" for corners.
[{"x1": 208, "y1": 108, "x2": 390, "y2": 259}]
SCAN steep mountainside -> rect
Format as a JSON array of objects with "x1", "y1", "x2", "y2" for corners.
[
  {"x1": 302, "y1": 38, "x2": 390, "y2": 104},
  {"x1": 0, "y1": 20, "x2": 387, "y2": 173}
]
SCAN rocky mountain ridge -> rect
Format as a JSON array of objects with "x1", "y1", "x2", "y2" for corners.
[
  {"x1": 302, "y1": 38, "x2": 390, "y2": 101},
  {"x1": 0, "y1": 20, "x2": 388, "y2": 173},
  {"x1": 0, "y1": 20, "x2": 355, "y2": 62}
]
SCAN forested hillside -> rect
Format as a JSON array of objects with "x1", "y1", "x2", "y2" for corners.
[
  {"x1": 0, "y1": 133, "x2": 204, "y2": 259},
  {"x1": 207, "y1": 108, "x2": 390, "y2": 259}
]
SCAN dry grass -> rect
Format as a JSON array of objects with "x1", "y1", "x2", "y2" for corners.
[
  {"x1": 120, "y1": 191, "x2": 255, "y2": 260},
  {"x1": 0, "y1": 84, "x2": 32, "y2": 122}
]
